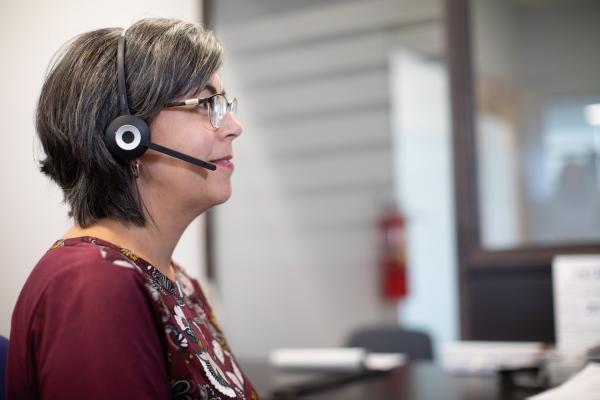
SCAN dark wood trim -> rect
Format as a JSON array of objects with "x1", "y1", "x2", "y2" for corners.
[
  {"x1": 446, "y1": 0, "x2": 475, "y2": 339},
  {"x1": 470, "y1": 244, "x2": 600, "y2": 268},
  {"x1": 204, "y1": 209, "x2": 216, "y2": 281},
  {"x1": 202, "y1": 0, "x2": 214, "y2": 29},
  {"x1": 202, "y1": 0, "x2": 216, "y2": 282}
]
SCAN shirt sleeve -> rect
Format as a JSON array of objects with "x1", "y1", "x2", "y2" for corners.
[{"x1": 31, "y1": 260, "x2": 170, "y2": 399}]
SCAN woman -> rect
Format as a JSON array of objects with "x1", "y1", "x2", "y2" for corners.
[{"x1": 7, "y1": 18, "x2": 257, "y2": 400}]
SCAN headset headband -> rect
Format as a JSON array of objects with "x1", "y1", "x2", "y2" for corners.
[{"x1": 117, "y1": 34, "x2": 130, "y2": 115}]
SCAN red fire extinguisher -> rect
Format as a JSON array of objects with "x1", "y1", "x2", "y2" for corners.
[{"x1": 380, "y1": 205, "x2": 408, "y2": 301}]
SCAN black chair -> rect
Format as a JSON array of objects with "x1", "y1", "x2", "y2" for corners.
[
  {"x1": 346, "y1": 326, "x2": 433, "y2": 361},
  {"x1": 0, "y1": 336, "x2": 7, "y2": 400}
]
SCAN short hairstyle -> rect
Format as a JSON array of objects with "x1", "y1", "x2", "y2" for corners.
[{"x1": 36, "y1": 18, "x2": 223, "y2": 227}]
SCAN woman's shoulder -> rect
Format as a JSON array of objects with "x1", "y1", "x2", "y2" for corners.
[
  {"x1": 20, "y1": 237, "x2": 147, "y2": 308},
  {"x1": 38, "y1": 237, "x2": 142, "y2": 281},
  {"x1": 11, "y1": 237, "x2": 157, "y2": 347}
]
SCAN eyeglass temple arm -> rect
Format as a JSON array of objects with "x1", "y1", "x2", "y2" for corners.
[
  {"x1": 165, "y1": 95, "x2": 236, "y2": 108},
  {"x1": 165, "y1": 99, "x2": 204, "y2": 107}
]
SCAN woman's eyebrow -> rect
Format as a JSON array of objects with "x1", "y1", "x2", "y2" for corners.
[
  {"x1": 202, "y1": 84, "x2": 226, "y2": 96},
  {"x1": 204, "y1": 84, "x2": 217, "y2": 95}
]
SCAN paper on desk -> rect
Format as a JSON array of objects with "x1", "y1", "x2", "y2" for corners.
[
  {"x1": 440, "y1": 341, "x2": 544, "y2": 375},
  {"x1": 270, "y1": 348, "x2": 366, "y2": 371},
  {"x1": 269, "y1": 348, "x2": 406, "y2": 372},
  {"x1": 363, "y1": 353, "x2": 407, "y2": 371},
  {"x1": 528, "y1": 363, "x2": 600, "y2": 400},
  {"x1": 553, "y1": 255, "x2": 600, "y2": 353}
]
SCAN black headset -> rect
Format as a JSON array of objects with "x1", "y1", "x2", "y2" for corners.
[{"x1": 103, "y1": 33, "x2": 216, "y2": 171}]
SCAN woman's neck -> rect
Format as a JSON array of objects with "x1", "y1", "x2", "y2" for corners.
[{"x1": 62, "y1": 218, "x2": 182, "y2": 281}]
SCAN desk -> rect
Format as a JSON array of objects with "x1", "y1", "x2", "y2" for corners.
[{"x1": 239, "y1": 361, "x2": 546, "y2": 400}]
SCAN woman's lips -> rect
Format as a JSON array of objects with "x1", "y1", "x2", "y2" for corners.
[{"x1": 210, "y1": 156, "x2": 234, "y2": 170}]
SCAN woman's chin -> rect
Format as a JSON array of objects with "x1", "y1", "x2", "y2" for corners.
[{"x1": 209, "y1": 186, "x2": 233, "y2": 207}]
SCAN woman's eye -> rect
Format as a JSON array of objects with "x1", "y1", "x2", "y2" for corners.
[{"x1": 196, "y1": 103, "x2": 210, "y2": 114}]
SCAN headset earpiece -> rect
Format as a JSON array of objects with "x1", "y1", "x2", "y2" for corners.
[{"x1": 104, "y1": 114, "x2": 150, "y2": 161}]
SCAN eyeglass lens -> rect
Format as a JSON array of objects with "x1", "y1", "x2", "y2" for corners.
[{"x1": 209, "y1": 95, "x2": 238, "y2": 128}]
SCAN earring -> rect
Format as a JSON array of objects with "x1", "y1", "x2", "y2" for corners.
[{"x1": 131, "y1": 160, "x2": 141, "y2": 178}]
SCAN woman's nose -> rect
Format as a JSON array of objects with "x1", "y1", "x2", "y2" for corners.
[{"x1": 220, "y1": 113, "x2": 243, "y2": 140}]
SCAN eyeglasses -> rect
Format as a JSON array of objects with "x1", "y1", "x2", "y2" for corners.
[{"x1": 165, "y1": 93, "x2": 238, "y2": 129}]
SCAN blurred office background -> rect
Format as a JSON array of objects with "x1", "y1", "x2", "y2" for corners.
[
  {"x1": 209, "y1": 0, "x2": 456, "y2": 359},
  {"x1": 2, "y1": 0, "x2": 600, "y2": 365}
]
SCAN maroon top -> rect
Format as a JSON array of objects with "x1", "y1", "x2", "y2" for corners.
[{"x1": 7, "y1": 236, "x2": 258, "y2": 400}]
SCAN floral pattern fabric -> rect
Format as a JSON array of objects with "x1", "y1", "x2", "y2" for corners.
[{"x1": 49, "y1": 236, "x2": 258, "y2": 400}]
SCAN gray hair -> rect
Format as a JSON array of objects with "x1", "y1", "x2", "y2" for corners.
[{"x1": 36, "y1": 18, "x2": 223, "y2": 227}]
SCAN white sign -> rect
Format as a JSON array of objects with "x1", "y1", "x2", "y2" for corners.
[{"x1": 553, "y1": 255, "x2": 600, "y2": 353}]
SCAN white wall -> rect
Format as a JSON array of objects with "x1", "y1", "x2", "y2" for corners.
[{"x1": 0, "y1": 0, "x2": 206, "y2": 337}]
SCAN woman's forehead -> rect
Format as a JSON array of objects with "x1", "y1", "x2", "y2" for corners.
[
  {"x1": 183, "y1": 74, "x2": 223, "y2": 99},
  {"x1": 209, "y1": 74, "x2": 222, "y2": 91},
  {"x1": 203, "y1": 74, "x2": 223, "y2": 94},
  {"x1": 193, "y1": 74, "x2": 223, "y2": 97}
]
